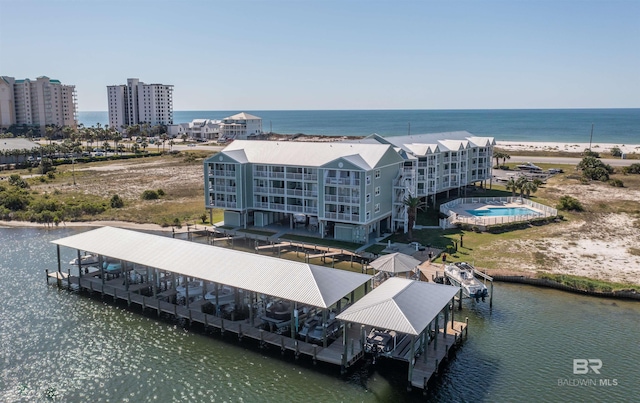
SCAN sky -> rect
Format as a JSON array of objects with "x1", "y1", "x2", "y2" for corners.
[{"x1": 1, "y1": 0, "x2": 638, "y2": 111}]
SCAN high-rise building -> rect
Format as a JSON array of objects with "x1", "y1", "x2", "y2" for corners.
[
  {"x1": 0, "y1": 76, "x2": 77, "y2": 130},
  {"x1": 107, "y1": 78, "x2": 173, "y2": 131}
]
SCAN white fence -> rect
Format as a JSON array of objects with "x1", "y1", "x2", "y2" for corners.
[{"x1": 439, "y1": 197, "x2": 558, "y2": 229}]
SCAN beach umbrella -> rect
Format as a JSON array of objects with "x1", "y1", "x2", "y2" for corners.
[{"x1": 369, "y1": 252, "x2": 421, "y2": 275}]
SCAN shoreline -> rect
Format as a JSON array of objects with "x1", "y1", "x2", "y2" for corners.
[
  {"x1": 495, "y1": 140, "x2": 640, "y2": 155},
  {"x1": 3, "y1": 218, "x2": 638, "y2": 294}
]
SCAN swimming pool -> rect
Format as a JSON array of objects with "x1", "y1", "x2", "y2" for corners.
[{"x1": 466, "y1": 207, "x2": 541, "y2": 217}]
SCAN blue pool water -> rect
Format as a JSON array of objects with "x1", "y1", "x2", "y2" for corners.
[{"x1": 466, "y1": 207, "x2": 541, "y2": 217}]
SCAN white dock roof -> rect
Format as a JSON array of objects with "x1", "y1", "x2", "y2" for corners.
[
  {"x1": 336, "y1": 277, "x2": 459, "y2": 336},
  {"x1": 369, "y1": 252, "x2": 421, "y2": 274},
  {"x1": 52, "y1": 227, "x2": 371, "y2": 309}
]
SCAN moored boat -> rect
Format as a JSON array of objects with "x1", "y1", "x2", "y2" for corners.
[
  {"x1": 69, "y1": 253, "x2": 99, "y2": 266},
  {"x1": 444, "y1": 262, "x2": 488, "y2": 301},
  {"x1": 204, "y1": 285, "x2": 236, "y2": 306}
]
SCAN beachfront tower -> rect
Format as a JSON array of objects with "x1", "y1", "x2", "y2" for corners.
[
  {"x1": 0, "y1": 76, "x2": 77, "y2": 131},
  {"x1": 107, "y1": 78, "x2": 173, "y2": 131}
]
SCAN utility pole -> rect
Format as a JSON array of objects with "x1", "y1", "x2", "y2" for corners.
[{"x1": 588, "y1": 123, "x2": 594, "y2": 152}]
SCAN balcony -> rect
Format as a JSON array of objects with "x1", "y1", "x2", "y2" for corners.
[
  {"x1": 255, "y1": 186, "x2": 285, "y2": 195},
  {"x1": 286, "y1": 188, "x2": 303, "y2": 196},
  {"x1": 324, "y1": 212, "x2": 360, "y2": 222},
  {"x1": 285, "y1": 173, "x2": 303, "y2": 180},
  {"x1": 210, "y1": 200, "x2": 237, "y2": 208},
  {"x1": 303, "y1": 174, "x2": 318, "y2": 181},
  {"x1": 325, "y1": 177, "x2": 360, "y2": 186},
  {"x1": 324, "y1": 195, "x2": 360, "y2": 204},
  {"x1": 213, "y1": 185, "x2": 237, "y2": 193},
  {"x1": 211, "y1": 170, "x2": 236, "y2": 177}
]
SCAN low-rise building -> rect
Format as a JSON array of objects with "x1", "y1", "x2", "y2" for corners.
[
  {"x1": 204, "y1": 140, "x2": 404, "y2": 243},
  {"x1": 167, "y1": 119, "x2": 221, "y2": 140},
  {"x1": 204, "y1": 132, "x2": 495, "y2": 242}
]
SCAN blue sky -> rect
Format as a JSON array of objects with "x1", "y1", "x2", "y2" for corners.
[{"x1": 1, "y1": 0, "x2": 638, "y2": 111}]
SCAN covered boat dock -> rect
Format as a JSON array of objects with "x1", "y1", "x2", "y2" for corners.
[
  {"x1": 50, "y1": 227, "x2": 468, "y2": 392},
  {"x1": 337, "y1": 277, "x2": 467, "y2": 392}
]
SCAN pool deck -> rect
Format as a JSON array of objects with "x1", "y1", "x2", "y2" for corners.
[{"x1": 447, "y1": 200, "x2": 546, "y2": 228}]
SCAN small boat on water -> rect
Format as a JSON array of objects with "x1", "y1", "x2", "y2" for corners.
[
  {"x1": 444, "y1": 262, "x2": 488, "y2": 301},
  {"x1": 69, "y1": 253, "x2": 99, "y2": 266}
]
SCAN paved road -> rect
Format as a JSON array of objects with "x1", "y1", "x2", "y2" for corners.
[{"x1": 507, "y1": 155, "x2": 635, "y2": 167}]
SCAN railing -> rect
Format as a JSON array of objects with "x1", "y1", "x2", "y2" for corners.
[
  {"x1": 324, "y1": 195, "x2": 360, "y2": 204},
  {"x1": 254, "y1": 187, "x2": 285, "y2": 195},
  {"x1": 286, "y1": 188, "x2": 303, "y2": 196},
  {"x1": 254, "y1": 202, "x2": 286, "y2": 211},
  {"x1": 210, "y1": 200, "x2": 237, "y2": 208},
  {"x1": 213, "y1": 185, "x2": 237, "y2": 193},
  {"x1": 325, "y1": 177, "x2": 360, "y2": 186},
  {"x1": 438, "y1": 197, "x2": 558, "y2": 229},
  {"x1": 211, "y1": 170, "x2": 235, "y2": 177},
  {"x1": 303, "y1": 190, "x2": 318, "y2": 198},
  {"x1": 303, "y1": 174, "x2": 318, "y2": 181},
  {"x1": 324, "y1": 212, "x2": 360, "y2": 222},
  {"x1": 285, "y1": 173, "x2": 303, "y2": 180}
]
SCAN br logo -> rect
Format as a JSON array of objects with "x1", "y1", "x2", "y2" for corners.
[{"x1": 573, "y1": 359, "x2": 602, "y2": 374}]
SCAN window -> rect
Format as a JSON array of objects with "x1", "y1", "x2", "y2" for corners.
[
  {"x1": 375, "y1": 169, "x2": 380, "y2": 179},
  {"x1": 375, "y1": 203, "x2": 380, "y2": 213},
  {"x1": 375, "y1": 186, "x2": 380, "y2": 196},
  {"x1": 366, "y1": 175, "x2": 371, "y2": 185},
  {"x1": 366, "y1": 194, "x2": 371, "y2": 203},
  {"x1": 366, "y1": 211, "x2": 371, "y2": 220}
]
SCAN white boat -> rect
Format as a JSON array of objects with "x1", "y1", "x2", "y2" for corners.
[
  {"x1": 176, "y1": 280, "x2": 205, "y2": 299},
  {"x1": 204, "y1": 285, "x2": 237, "y2": 306},
  {"x1": 516, "y1": 162, "x2": 542, "y2": 172},
  {"x1": 444, "y1": 262, "x2": 488, "y2": 301},
  {"x1": 69, "y1": 253, "x2": 99, "y2": 266}
]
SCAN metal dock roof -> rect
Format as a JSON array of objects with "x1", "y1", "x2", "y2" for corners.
[
  {"x1": 52, "y1": 227, "x2": 371, "y2": 308},
  {"x1": 336, "y1": 277, "x2": 459, "y2": 336}
]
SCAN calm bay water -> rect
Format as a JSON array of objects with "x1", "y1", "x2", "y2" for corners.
[
  {"x1": 79, "y1": 109, "x2": 640, "y2": 144},
  {"x1": 1, "y1": 227, "x2": 639, "y2": 402}
]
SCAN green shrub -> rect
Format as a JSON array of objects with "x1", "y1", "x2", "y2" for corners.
[
  {"x1": 110, "y1": 194, "x2": 124, "y2": 208},
  {"x1": 610, "y1": 147, "x2": 623, "y2": 157},
  {"x1": 557, "y1": 195, "x2": 584, "y2": 212},
  {"x1": 47, "y1": 171, "x2": 56, "y2": 180},
  {"x1": 156, "y1": 189, "x2": 165, "y2": 196},
  {"x1": 8, "y1": 174, "x2": 29, "y2": 189},
  {"x1": 141, "y1": 190, "x2": 159, "y2": 200},
  {"x1": 609, "y1": 179, "x2": 624, "y2": 187}
]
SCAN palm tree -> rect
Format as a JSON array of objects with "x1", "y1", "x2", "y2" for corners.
[
  {"x1": 501, "y1": 153, "x2": 511, "y2": 167},
  {"x1": 515, "y1": 176, "x2": 529, "y2": 199},
  {"x1": 505, "y1": 177, "x2": 518, "y2": 196},
  {"x1": 494, "y1": 151, "x2": 505, "y2": 168},
  {"x1": 402, "y1": 195, "x2": 425, "y2": 240},
  {"x1": 522, "y1": 180, "x2": 538, "y2": 198}
]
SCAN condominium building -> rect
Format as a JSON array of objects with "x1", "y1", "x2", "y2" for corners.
[
  {"x1": 362, "y1": 131, "x2": 495, "y2": 231},
  {"x1": 204, "y1": 140, "x2": 405, "y2": 243},
  {"x1": 0, "y1": 76, "x2": 77, "y2": 130},
  {"x1": 204, "y1": 132, "x2": 494, "y2": 243},
  {"x1": 107, "y1": 78, "x2": 173, "y2": 131}
]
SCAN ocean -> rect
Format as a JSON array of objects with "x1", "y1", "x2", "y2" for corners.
[{"x1": 79, "y1": 109, "x2": 640, "y2": 144}]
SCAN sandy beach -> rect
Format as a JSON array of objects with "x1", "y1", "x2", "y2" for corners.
[{"x1": 496, "y1": 141, "x2": 640, "y2": 155}]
